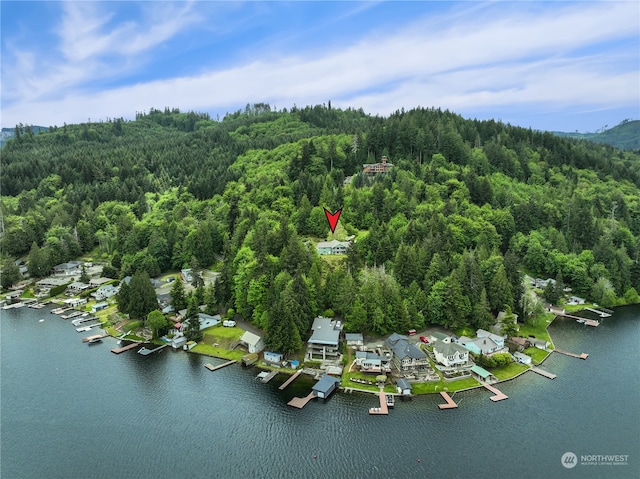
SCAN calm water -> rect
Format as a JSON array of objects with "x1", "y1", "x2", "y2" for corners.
[{"x1": 1, "y1": 305, "x2": 639, "y2": 479}]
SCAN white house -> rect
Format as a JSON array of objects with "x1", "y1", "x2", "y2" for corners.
[
  {"x1": 477, "y1": 329, "x2": 505, "y2": 350},
  {"x1": 513, "y1": 351, "x2": 532, "y2": 365},
  {"x1": 316, "y1": 240, "x2": 350, "y2": 255},
  {"x1": 264, "y1": 351, "x2": 284, "y2": 364},
  {"x1": 433, "y1": 341, "x2": 470, "y2": 367},
  {"x1": 240, "y1": 331, "x2": 265, "y2": 354},
  {"x1": 345, "y1": 333, "x2": 364, "y2": 347},
  {"x1": 92, "y1": 284, "x2": 119, "y2": 300},
  {"x1": 567, "y1": 296, "x2": 586, "y2": 305}
]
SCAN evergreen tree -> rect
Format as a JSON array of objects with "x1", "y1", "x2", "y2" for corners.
[
  {"x1": 488, "y1": 264, "x2": 514, "y2": 312},
  {"x1": 185, "y1": 295, "x2": 202, "y2": 341},
  {"x1": 116, "y1": 280, "x2": 131, "y2": 316},
  {"x1": 1, "y1": 260, "x2": 22, "y2": 289},
  {"x1": 79, "y1": 265, "x2": 90, "y2": 283},
  {"x1": 128, "y1": 270, "x2": 158, "y2": 321},
  {"x1": 170, "y1": 276, "x2": 187, "y2": 311},
  {"x1": 147, "y1": 310, "x2": 169, "y2": 339}
]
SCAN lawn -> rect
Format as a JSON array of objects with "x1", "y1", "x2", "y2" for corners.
[
  {"x1": 518, "y1": 312, "x2": 556, "y2": 345},
  {"x1": 410, "y1": 377, "x2": 480, "y2": 395},
  {"x1": 490, "y1": 362, "x2": 529, "y2": 381},
  {"x1": 523, "y1": 347, "x2": 550, "y2": 364},
  {"x1": 191, "y1": 343, "x2": 244, "y2": 361},
  {"x1": 202, "y1": 325, "x2": 244, "y2": 342}
]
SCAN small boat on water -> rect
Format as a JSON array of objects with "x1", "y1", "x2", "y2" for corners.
[
  {"x1": 38, "y1": 319, "x2": 45, "y2": 323},
  {"x1": 386, "y1": 394, "x2": 395, "y2": 408},
  {"x1": 256, "y1": 371, "x2": 270, "y2": 381},
  {"x1": 88, "y1": 338, "x2": 102, "y2": 344}
]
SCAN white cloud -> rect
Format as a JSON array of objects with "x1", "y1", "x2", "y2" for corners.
[{"x1": 2, "y1": 1, "x2": 638, "y2": 129}]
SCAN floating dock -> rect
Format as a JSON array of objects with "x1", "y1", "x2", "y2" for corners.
[
  {"x1": 530, "y1": 366, "x2": 557, "y2": 379},
  {"x1": 369, "y1": 389, "x2": 389, "y2": 415},
  {"x1": 51, "y1": 307, "x2": 73, "y2": 315},
  {"x1": 554, "y1": 349, "x2": 589, "y2": 360},
  {"x1": 559, "y1": 312, "x2": 599, "y2": 326},
  {"x1": 438, "y1": 391, "x2": 459, "y2": 410},
  {"x1": 82, "y1": 333, "x2": 108, "y2": 343},
  {"x1": 278, "y1": 369, "x2": 303, "y2": 390},
  {"x1": 138, "y1": 344, "x2": 168, "y2": 356},
  {"x1": 259, "y1": 370, "x2": 279, "y2": 383},
  {"x1": 483, "y1": 383, "x2": 508, "y2": 402},
  {"x1": 111, "y1": 342, "x2": 141, "y2": 354},
  {"x1": 287, "y1": 392, "x2": 317, "y2": 409},
  {"x1": 204, "y1": 360, "x2": 237, "y2": 371},
  {"x1": 584, "y1": 307, "x2": 611, "y2": 318},
  {"x1": 61, "y1": 310, "x2": 84, "y2": 320}
]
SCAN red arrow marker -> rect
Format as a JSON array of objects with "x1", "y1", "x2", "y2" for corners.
[{"x1": 323, "y1": 208, "x2": 342, "y2": 234}]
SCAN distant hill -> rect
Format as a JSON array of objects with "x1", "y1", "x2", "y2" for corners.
[
  {"x1": 0, "y1": 126, "x2": 49, "y2": 148},
  {"x1": 552, "y1": 120, "x2": 640, "y2": 151}
]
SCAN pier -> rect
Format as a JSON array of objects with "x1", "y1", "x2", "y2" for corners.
[
  {"x1": 61, "y1": 311, "x2": 84, "y2": 320},
  {"x1": 259, "y1": 370, "x2": 279, "y2": 383},
  {"x1": 559, "y1": 312, "x2": 599, "y2": 326},
  {"x1": 554, "y1": 349, "x2": 588, "y2": 360},
  {"x1": 483, "y1": 383, "x2": 508, "y2": 402},
  {"x1": 369, "y1": 389, "x2": 389, "y2": 415},
  {"x1": 278, "y1": 369, "x2": 303, "y2": 390},
  {"x1": 204, "y1": 360, "x2": 237, "y2": 371},
  {"x1": 438, "y1": 391, "x2": 459, "y2": 410},
  {"x1": 111, "y1": 342, "x2": 141, "y2": 354},
  {"x1": 530, "y1": 366, "x2": 557, "y2": 379},
  {"x1": 138, "y1": 344, "x2": 168, "y2": 356},
  {"x1": 287, "y1": 392, "x2": 317, "y2": 409},
  {"x1": 51, "y1": 307, "x2": 73, "y2": 315},
  {"x1": 585, "y1": 307, "x2": 611, "y2": 318}
]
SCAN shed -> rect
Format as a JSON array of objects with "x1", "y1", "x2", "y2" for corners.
[
  {"x1": 396, "y1": 378, "x2": 412, "y2": 396},
  {"x1": 91, "y1": 302, "x2": 109, "y2": 313},
  {"x1": 240, "y1": 331, "x2": 265, "y2": 354},
  {"x1": 345, "y1": 333, "x2": 364, "y2": 346},
  {"x1": 513, "y1": 352, "x2": 532, "y2": 365},
  {"x1": 312, "y1": 375, "x2": 341, "y2": 399},
  {"x1": 470, "y1": 365, "x2": 496, "y2": 382},
  {"x1": 264, "y1": 351, "x2": 284, "y2": 364}
]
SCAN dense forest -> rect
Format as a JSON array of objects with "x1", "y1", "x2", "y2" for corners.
[{"x1": 2, "y1": 104, "x2": 639, "y2": 352}]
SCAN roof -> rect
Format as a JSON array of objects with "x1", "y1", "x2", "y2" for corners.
[
  {"x1": 240, "y1": 331, "x2": 262, "y2": 346},
  {"x1": 510, "y1": 337, "x2": 529, "y2": 346},
  {"x1": 513, "y1": 352, "x2": 531, "y2": 362},
  {"x1": 68, "y1": 281, "x2": 88, "y2": 289},
  {"x1": 308, "y1": 317, "x2": 342, "y2": 346},
  {"x1": 430, "y1": 332, "x2": 449, "y2": 341},
  {"x1": 391, "y1": 339, "x2": 426, "y2": 360},
  {"x1": 470, "y1": 365, "x2": 494, "y2": 379},
  {"x1": 434, "y1": 341, "x2": 469, "y2": 357},
  {"x1": 385, "y1": 333, "x2": 408, "y2": 346},
  {"x1": 470, "y1": 337, "x2": 499, "y2": 354},
  {"x1": 476, "y1": 329, "x2": 504, "y2": 343},
  {"x1": 396, "y1": 378, "x2": 412, "y2": 390},
  {"x1": 345, "y1": 333, "x2": 363, "y2": 342},
  {"x1": 312, "y1": 375, "x2": 340, "y2": 394},
  {"x1": 316, "y1": 240, "x2": 350, "y2": 249},
  {"x1": 36, "y1": 277, "x2": 68, "y2": 286},
  {"x1": 89, "y1": 277, "x2": 111, "y2": 285}
]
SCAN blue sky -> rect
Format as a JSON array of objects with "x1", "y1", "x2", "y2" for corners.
[{"x1": 1, "y1": 1, "x2": 638, "y2": 132}]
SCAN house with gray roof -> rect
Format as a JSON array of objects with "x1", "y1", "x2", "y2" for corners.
[
  {"x1": 345, "y1": 333, "x2": 364, "y2": 347},
  {"x1": 385, "y1": 333, "x2": 429, "y2": 372},
  {"x1": 316, "y1": 240, "x2": 350, "y2": 255},
  {"x1": 240, "y1": 331, "x2": 264, "y2": 354},
  {"x1": 307, "y1": 316, "x2": 343, "y2": 361},
  {"x1": 355, "y1": 351, "x2": 391, "y2": 373},
  {"x1": 312, "y1": 375, "x2": 341, "y2": 399},
  {"x1": 429, "y1": 332, "x2": 451, "y2": 344},
  {"x1": 433, "y1": 341, "x2": 470, "y2": 368}
]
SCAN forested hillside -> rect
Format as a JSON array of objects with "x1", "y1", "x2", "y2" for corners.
[
  {"x1": 2, "y1": 105, "x2": 639, "y2": 351},
  {"x1": 552, "y1": 119, "x2": 640, "y2": 151}
]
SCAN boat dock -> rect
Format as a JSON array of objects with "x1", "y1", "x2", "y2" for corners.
[
  {"x1": 111, "y1": 342, "x2": 141, "y2": 354},
  {"x1": 241, "y1": 353, "x2": 258, "y2": 366},
  {"x1": 61, "y1": 310, "x2": 84, "y2": 320},
  {"x1": 287, "y1": 392, "x2": 317, "y2": 409},
  {"x1": 71, "y1": 316, "x2": 98, "y2": 326},
  {"x1": 483, "y1": 383, "x2": 508, "y2": 401},
  {"x1": 559, "y1": 312, "x2": 599, "y2": 326},
  {"x1": 530, "y1": 366, "x2": 557, "y2": 379},
  {"x1": 259, "y1": 370, "x2": 279, "y2": 383},
  {"x1": 369, "y1": 389, "x2": 389, "y2": 415},
  {"x1": 82, "y1": 333, "x2": 108, "y2": 343},
  {"x1": 585, "y1": 307, "x2": 611, "y2": 318},
  {"x1": 51, "y1": 307, "x2": 73, "y2": 315},
  {"x1": 278, "y1": 369, "x2": 303, "y2": 390},
  {"x1": 438, "y1": 391, "x2": 459, "y2": 410},
  {"x1": 138, "y1": 344, "x2": 168, "y2": 356},
  {"x1": 554, "y1": 349, "x2": 589, "y2": 360},
  {"x1": 28, "y1": 302, "x2": 48, "y2": 309},
  {"x1": 204, "y1": 360, "x2": 237, "y2": 371}
]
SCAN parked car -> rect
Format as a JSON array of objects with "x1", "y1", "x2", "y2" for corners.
[
  {"x1": 408, "y1": 329, "x2": 417, "y2": 336},
  {"x1": 419, "y1": 336, "x2": 429, "y2": 344},
  {"x1": 223, "y1": 320, "x2": 236, "y2": 327}
]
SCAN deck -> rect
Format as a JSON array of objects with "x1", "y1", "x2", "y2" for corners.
[
  {"x1": 204, "y1": 360, "x2": 237, "y2": 371},
  {"x1": 61, "y1": 310, "x2": 84, "y2": 320},
  {"x1": 138, "y1": 344, "x2": 168, "y2": 355},
  {"x1": 438, "y1": 391, "x2": 459, "y2": 410},
  {"x1": 82, "y1": 333, "x2": 108, "y2": 343},
  {"x1": 555, "y1": 349, "x2": 589, "y2": 360},
  {"x1": 559, "y1": 312, "x2": 599, "y2": 326},
  {"x1": 584, "y1": 307, "x2": 611, "y2": 318},
  {"x1": 260, "y1": 370, "x2": 279, "y2": 383},
  {"x1": 369, "y1": 389, "x2": 389, "y2": 415},
  {"x1": 483, "y1": 383, "x2": 508, "y2": 402},
  {"x1": 530, "y1": 366, "x2": 557, "y2": 379},
  {"x1": 111, "y1": 342, "x2": 141, "y2": 354},
  {"x1": 287, "y1": 392, "x2": 317, "y2": 409},
  {"x1": 278, "y1": 369, "x2": 303, "y2": 390}
]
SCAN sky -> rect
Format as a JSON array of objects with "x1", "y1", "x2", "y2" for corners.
[{"x1": 1, "y1": 1, "x2": 639, "y2": 133}]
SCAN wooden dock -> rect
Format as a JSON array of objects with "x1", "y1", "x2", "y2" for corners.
[
  {"x1": 61, "y1": 310, "x2": 83, "y2": 319},
  {"x1": 369, "y1": 389, "x2": 389, "y2": 415},
  {"x1": 560, "y1": 312, "x2": 599, "y2": 326},
  {"x1": 82, "y1": 333, "x2": 108, "y2": 343},
  {"x1": 438, "y1": 391, "x2": 459, "y2": 409},
  {"x1": 260, "y1": 370, "x2": 279, "y2": 383},
  {"x1": 585, "y1": 307, "x2": 611, "y2": 318},
  {"x1": 111, "y1": 342, "x2": 141, "y2": 354},
  {"x1": 288, "y1": 391, "x2": 317, "y2": 409},
  {"x1": 530, "y1": 366, "x2": 557, "y2": 379},
  {"x1": 204, "y1": 360, "x2": 237, "y2": 371},
  {"x1": 278, "y1": 369, "x2": 303, "y2": 390},
  {"x1": 554, "y1": 349, "x2": 589, "y2": 360},
  {"x1": 483, "y1": 383, "x2": 508, "y2": 402}
]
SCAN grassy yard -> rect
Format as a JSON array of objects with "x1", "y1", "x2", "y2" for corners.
[
  {"x1": 190, "y1": 325, "x2": 246, "y2": 360},
  {"x1": 518, "y1": 312, "x2": 555, "y2": 345},
  {"x1": 202, "y1": 325, "x2": 244, "y2": 342},
  {"x1": 191, "y1": 343, "x2": 244, "y2": 361},
  {"x1": 490, "y1": 362, "x2": 529, "y2": 381},
  {"x1": 410, "y1": 377, "x2": 480, "y2": 394},
  {"x1": 523, "y1": 347, "x2": 550, "y2": 364}
]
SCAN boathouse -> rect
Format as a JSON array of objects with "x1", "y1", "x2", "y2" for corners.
[
  {"x1": 513, "y1": 352, "x2": 532, "y2": 365},
  {"x1": 240, "y1": 331, "x2": 265, "y2": 354},
  {"x1": 312, "y1": 375, "x2": 341, "y2": 399},
  {"x1": 91, "y1": 302, "x2": 109, "y2": 313},
  {"x1": 470, "y1": 365, "x2": 496, "y2": 382},
  {"x1": 396, "y1": 378, "x2": 412, "y2": 396}
]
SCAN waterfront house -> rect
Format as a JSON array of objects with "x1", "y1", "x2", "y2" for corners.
[
  {"x1": 197, "y1": 313, "x2": 221, "y2": 330},
  {"x1": 396, "y1": 378, "x2": 412, "y2": 396},
  {"x1": 477, "y1": 329, "x2": 505, "y2": 350},
  {"x1": 171, "y1": 335, "x2": 187, "y2": 349},
  {"x1": 529, "y1": 338, "x2": 550, "y2": 350},
  {"x1": 307, "y1": 316, "x2": 343, "y2": 361},
  {"x1": 67, "y1": 282, "x2": 90, "y2": 295},
  {"x1": 470, "y1": 365, "x2": 496, "y2": 382},
  {"x1": 312, "y1": 375, "x2": 341, "y2": 399},
  {"x1": 457, "y1": 336, "x2": 482, "y2": 355},
  {"x1": 264, "y1": 351, "x2": 285, "y2": 364},
  {"x1": 91, "y1": 302, "x2": 109, "y2": 313},
  {"x1": 316, "y1": 240, "x2": 350, "y2": 255},
  {"x1": 89, "y1": 277, "x2": 111, "y2": 288},
  {"x1": 362, "y1": 155, "x2": 394, "y2": 175},
  {"x1": 345, "y1": 333, "x2": 364, "y2": 347},
  {"x1": 433, "y1": 341, "x2": 470, "y2": 367},
  {"x1": 509, "y1": 337, "x2": 530, "y2": 350},
  {"x1": 240, "y1": 331, "x2": 265, "y2": 354},
  {"x1": 35, "y1": 277, "x2": 68, "y2": 295},
  {"x1": 64, "y1": 297, "x2": 87, "y2": 308},
  {"x1": 92, "y1": 284, "x2": 119, "y2": 300},
  {"x1": 355, "y1": 351, "x2": 392, "y2": 373},
  {"x1": 567, "y1": 296, "x2": 586, "y2": 305},
  {"x1": 385, "y1": 334, "x2": 429, "y2": 372},
  {"x1": 513, "y1": 352, "x2": 532, "y2": 365}
]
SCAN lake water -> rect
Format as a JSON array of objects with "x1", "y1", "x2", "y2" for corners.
[{"x1": 1, "y1": 305, "x2": 639, "y2": 479}]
